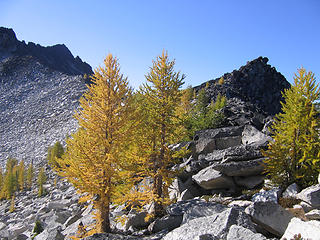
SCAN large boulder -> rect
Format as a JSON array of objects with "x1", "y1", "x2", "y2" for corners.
[
  {"x1": 192, "y1": 166, "x2": 235, "y2": 190},
  {"x1": 281, "y1": 217, "x2": 320, "y2": 240},
  {"x1": 166, "y1": 199, "x2": 210, "y2": 216},
  {"x1": 47, "y1": 199, "x2": 71, "y2": 210},
  {"x1": 148, "y1": 215, "x2": 183, "y2": 233},
  {"x1": 252, "y1": 188, "x2": 281, "y2": 203},
  {"x1": 198, "y1": 144, "x2": 263, "y2": 165},
  {"x1": 34, "y1": 225, "x2": 64, "y2": 240},
  {"x1": 234, "y1": 175, "x2": 264, "y2": 189},
  {"x1": 245, "y1": 201, "x2": 294, "y2": 237},
  {"x1": 124, "y1": 211, "x2": 150, "y2": 231},
  {"x1": 191, "y1": 126, "x2": 244, "y2": 156},
  {"x1": 227, "y1": 225, "x2": 267, "y2": 240},
  {"x1": 163, "y1": 207, "x2": 255, "y2": 240},
  {"x1": 181, "y1": 202, "x2": 228, "y2": 224},
  {"x1": 211, "y1": 158, "x2": 265, "y2": 177},
  {"x1": 169, "y1": 178, "x2": 203, "y2": 201},
  {"x1": 296, "y1": 184, "x2": 320, "y2": 207},
  {"x1": 241, "y1": 125, "x2": 271, "y2": 146}
]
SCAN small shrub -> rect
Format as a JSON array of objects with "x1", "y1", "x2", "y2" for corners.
[{"x1": 32, "y1": 220, "x2": 43, "y2": 239}]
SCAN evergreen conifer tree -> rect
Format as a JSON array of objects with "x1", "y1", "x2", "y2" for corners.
[
  {"x1": 55, "y1": 54, "x2": 133, "y2": 233},
  {"x1": 1, "y1": 158, "x2": 18, "y2": 199},
  {"x1": 47, "y1": 141, "x2": 64, "y2": 168},
  {"x1": 263, "y1": 68, "x2": 320, "y2": 188},
  {"x1": 26, "y1": 163, "x2": 34, "y2": 190},
  {"x1": 18, "y1": 160, "x2": 25, "y2": 191},
  {"x1": 131, "y1": 51, "x2": 185, "y2": 217},
  {"x1": 37, "y1": 167, "x2": 47, "y2": 197}
]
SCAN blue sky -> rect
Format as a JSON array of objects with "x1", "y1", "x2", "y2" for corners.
[{"x1": 1, "y1": 0, "x2": 319, "y2": 89}]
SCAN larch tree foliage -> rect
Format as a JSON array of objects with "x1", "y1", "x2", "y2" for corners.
[
  {"x1": 263, "y1": 68, "x2": 320, "y2": 188},
  {"x1": 55, "y1": 54, "x2": 133, "y2": 233},
  {"x1": 26, "y1": 162, "x2": 34, "y2": 190},
  {"x1": 47, "y1": 141, "x2": 64, "y2": 168},
  {"x1": 37, "y1": 167, "x2": 47, "y2": 197},
  {"x1": 129, "y1": 51, "x2": 185, "y2": 218},
  {"x1": 18, "y1": 160, "x2": 25, "y2": 191}
]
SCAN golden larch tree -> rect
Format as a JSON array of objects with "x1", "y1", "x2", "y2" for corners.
[
  {"x1": 263, "y1": 68, "x2": 320, "y2": 188},
  {"x1": 129, "y1": 51, "x2": 185, "y2": 218},
  {"x1": 56, "y1": 54, "x2": 133, "y2": 233}
]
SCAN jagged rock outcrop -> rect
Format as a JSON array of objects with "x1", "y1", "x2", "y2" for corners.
[
  {"x1": 194, "y1": 57, "x2": 291, "y2": 129},
  {"x1": 0, "y1": 27, "x2": 92, "y2": 75}
]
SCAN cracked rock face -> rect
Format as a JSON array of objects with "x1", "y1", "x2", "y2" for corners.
[{"x1": 0, "y1": 55, "x2": 87, "y2": 166}]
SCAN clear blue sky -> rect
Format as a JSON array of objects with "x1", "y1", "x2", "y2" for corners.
[{"x1": 1, "y1": 0, "x2": 319, "y2": 89}]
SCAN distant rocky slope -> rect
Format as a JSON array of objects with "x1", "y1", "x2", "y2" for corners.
[
  {"x1": 0, "y1": 27, "x2": 92, "y2": 75},
  {"x1": 0, "y1": 27, "x2": 89, "y2": 166}
]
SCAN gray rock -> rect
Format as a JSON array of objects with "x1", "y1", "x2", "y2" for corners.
[
  {"x1": 148, "y1": 215, "x2": 183, "y2": 233},
  {"x1": 177, "y1": 189, "x2": 194, "y2": 201},
  {"x1": 34, "y1": 225, "x2": 64, "y2": 240},
  {"x1": 125, "y1": 211, "x2": 150, "y2": 230},
  {"x1": 227, "y1": 225, "x2": 267, "y2": 240},
  {"x1": 228, "y1": 200, "x2": 253, "y2": 209},
  {"x1": 166, "y1": 199, "x2": 207, "y2": 216},
  {"x1": 282, "y1": 183, "x2": 300, "y2": 198},
  {"x1": 169, "y1": 178, "x2": 202, "y2": 201},
  {"x1": 7, "y1": 222, "x2": 28, "y2": 240},
  {"x1": 0, "y1": 221, "x2": 6, "y2": 230},
  {"x1": 252, "y1": 188, "x2": 281, "y2": 203},
  {"x1": 55, "y1": 209, "x2": 72, "y2": 224},
  {"x1": 47, "y1": 199, "x2": 70, "y2": 210},
  {"x1": 305, "y1": 209, "x2": 320, "y2": 220},
  {"x1": 241, "y1": 125, "x2": 271, "y2": 146},
  {"x1": 234, "y1": 175, "x2": 264, "y2": 189},
  {"x1": 212, "y1": 158, "x2": 265, "y2": 177},
  {"x1": 194, "y1": 126, "x2": 244, "y2": 142},
  {"x1": 62, "y1": 219, "x2": 82, "y2": 238},
  {"x1": 281, "y1": 217, "x2": 320, "y2": 240},
  {"x1": 169, "y1": 178, "x2": 185, "y2": 200},
  {"x1": 296, "y1": 184, "x2": 320, "y2": 207},
  {"x1": 299, "y1": 201, "x2": 314, "y2": 213},
  {"x1": 181, "y1": 202, "x2": 227, "y2": 224},
  {"x1": 163, "y1": 207, "x2": 254, "y2": 240},
  {"x1": 192, "y1": 166, "x2": 235, "y2": 190},
  {"x1": 245, "y1": 201, "x2": 294, "y2": 237},
  {"x1": 199, "y1": 144, "x2": 263, "y2": 164}
]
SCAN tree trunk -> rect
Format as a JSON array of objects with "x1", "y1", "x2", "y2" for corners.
[
  {"x1": 96, "y1": 195, "x2": 111, "y2": 233},
  {"x1": 153, "y1": 174, "x2": 164, "y2": 218}
]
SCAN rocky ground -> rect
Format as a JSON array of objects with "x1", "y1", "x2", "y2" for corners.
[
  {"x1": 1, "y1": 124, "x2": 320, "y2": 239},
  {"x1": 0, "y1": 55, "x2": 87, "y2": 167}
]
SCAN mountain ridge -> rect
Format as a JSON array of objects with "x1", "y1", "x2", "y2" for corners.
[{"x1": 0, "y1": 27, "x2": 92, "y2": 76}]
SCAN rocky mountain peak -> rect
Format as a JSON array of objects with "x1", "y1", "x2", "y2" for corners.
[
  {"x1": 196, "y1": 56, "x2": 291, "y2": 116},
  {"x1": 0, "y1": 27, "x2": 92, "y2": 75}
]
